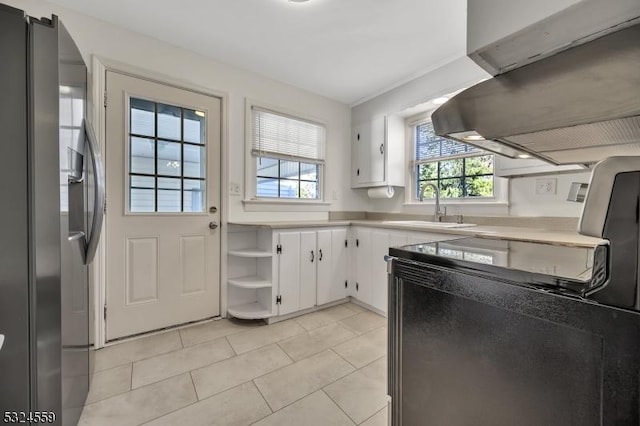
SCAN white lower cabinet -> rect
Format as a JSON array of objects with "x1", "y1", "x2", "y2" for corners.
[
  {"x1": 273, "y1": 227, "x2": 349, "y2": 316},
  {"x1": 351, "y1": 227, "x2": 453, "y2": 315},
  {"x1": 227, "y1": 224, "x2": 454, "y2": 320},
  {"x1": 354, "y1": 227, "x2": 373, "y2": 307},
  {"x1": 275, "y1": 231, "x2": 303, "y2": 316},
  {"x1": 316, "y1": 228, "x2": 349, "y2": 305}
]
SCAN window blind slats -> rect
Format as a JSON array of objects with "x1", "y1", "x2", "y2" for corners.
[
  {"x1": 252, "y1": 107, "x2": 326, "y2": 163},
  {"x1": 416, "y1": 121, "x2": 480, "y2": 161}
]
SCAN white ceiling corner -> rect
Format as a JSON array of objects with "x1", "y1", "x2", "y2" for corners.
[{"x1": 48, "y1": 0, "x2": 467, "y2": 104}]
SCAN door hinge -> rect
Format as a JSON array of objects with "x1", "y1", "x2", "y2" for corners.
[
  {"x1": 356, "y1": 282, "x2": 359, "y2": 291},
  {"x1": 276, "y1": 295, "x2": 282, "y2": 305},
  {"x1": 103, "y1": 304, "x2": 107, "y2": 320},
  {"x1": 344, "y1": 280, "x2": 348, "y2": 289},
  {"x1": 345, "y1": 239, "x2": 348, "y2": 248},
  {"x1": 103, "y1": 90, "x2": 107, "y2": 108},
  {"x1": 276, "y1": 244, "x2": 282, "y2": 254},
  {"x1": 356, "y1": 239, "x2": 359, "y2": 247}
]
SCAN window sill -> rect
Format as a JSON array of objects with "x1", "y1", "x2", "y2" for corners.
[
  {"x1": 403, "y1": 200, "x2": 509, "y2": 207},
  {"x1": 243, "y1": 198, "x2": 331, "y2": 212}
]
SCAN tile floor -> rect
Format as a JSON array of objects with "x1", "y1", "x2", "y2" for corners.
[{"x1": 80, "y1": 302, "x2": 389, "y2": 426}]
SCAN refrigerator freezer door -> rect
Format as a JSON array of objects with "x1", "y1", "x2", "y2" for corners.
[
  {"x1": 31, "y1": 15, "x2": 63, "y2": 419},
  {"x1": 0, "y1": 3, "x2": 31, "y2": 412}
]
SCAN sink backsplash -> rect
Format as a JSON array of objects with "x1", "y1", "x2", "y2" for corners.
[{"x1": 329, "y1": 211, "x2": 579, "y2": 232}]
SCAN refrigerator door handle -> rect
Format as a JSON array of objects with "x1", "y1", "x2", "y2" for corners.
[{"x1": 83, "y1": 118, "x2": 105, "y2": 265}]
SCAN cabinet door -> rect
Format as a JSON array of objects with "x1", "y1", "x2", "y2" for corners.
[
  {"x1": 299, "y1": 231, "x2": 317, "y2": 310},
  {"x1": 277, "y1": 232, "x2": 300, "y2": 315},
  {"x1": 354, "y1": 228, "x2": 373, "y2": 306},
  {"x1": 368, "y1": 115, "x2": 386, "y2": 184},
  {"x1": 317, "y1": 228, "x2": 348, "y2": 305},
  {"x1": 371, "y1": 230, "x2": 391, "y2": 313},
  {"x1": 353, "y1": 123, "x2": 371, "y2": 185},
  {"x1": 331, "y1": 228, "x2": 349, "y2": 302}
]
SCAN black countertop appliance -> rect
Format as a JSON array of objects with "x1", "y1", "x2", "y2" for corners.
[{"x1": 387, "y1": 157, "x2": 640, "y2": 425}]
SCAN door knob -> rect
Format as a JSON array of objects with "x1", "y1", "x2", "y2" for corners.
[{"x1": 209, "y1": 221, "x2": 218, "y2": 230}]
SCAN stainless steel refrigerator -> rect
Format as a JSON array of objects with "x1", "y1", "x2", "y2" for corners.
[{"x1": 0, "y1": 4, "x2": 104, "y2": 425}]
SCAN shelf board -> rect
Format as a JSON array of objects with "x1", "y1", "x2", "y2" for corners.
[
  {"x1": 228, "y1": 248, "x2": 272, "y2": 258},
  {"x1": 228, "y1": 276, "x2": 272, "y2": 289},
  {"x1": 227, "y1": 302, "x2": 273, "y2": 320}
]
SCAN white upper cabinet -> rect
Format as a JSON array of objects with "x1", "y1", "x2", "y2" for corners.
[{"x1": 351, "y1": 115, "x2": 405, "y2": 188}]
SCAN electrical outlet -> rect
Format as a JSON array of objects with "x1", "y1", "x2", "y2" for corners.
[
  {"x1": 331, "y1": 190, "x2": 338, "y2": 200},
  {"x1": 535, "y1": 178, "x2": 557, "y2": 195},
  {"x1": 229, "y1": 182, "x2": 241, "y2": 196}
]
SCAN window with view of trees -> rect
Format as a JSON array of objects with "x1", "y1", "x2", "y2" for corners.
[{"x1": 415, "y1": 121, "x2": 494, "y2": 199}]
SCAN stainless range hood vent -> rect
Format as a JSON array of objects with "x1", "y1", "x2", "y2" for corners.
[{"x1": 432, "y1": 20, "x2": 640, "y2": 165}]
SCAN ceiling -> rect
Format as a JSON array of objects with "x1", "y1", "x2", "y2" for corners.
[{"x1": 49, "y1": 0, "x2": 467, "y2": 105}]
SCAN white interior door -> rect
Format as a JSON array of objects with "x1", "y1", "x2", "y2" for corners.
[{"x1": 105, "y1": 71, "x2": 221, "y2": 341}]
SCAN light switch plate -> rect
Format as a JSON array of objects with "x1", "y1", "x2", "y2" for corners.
[
  {"x1": 229, "y1": 182, "x2": 241, "y2": 196},
  {"x1": 535, "y1": 178, "x2": 557, "y2": 195}
]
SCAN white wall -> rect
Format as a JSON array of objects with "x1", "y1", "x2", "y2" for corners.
[
  {"x1": 352, "y1": 56, "x2": 489, "y2": 122},
  {"x1": 9, "y1": 0, "x2": 369, "y2": 222},
  {"x1": 509, "y1": 171, "x2": 591, "y2": 217},
  {"x1": 351, "y1": 46, "x2": 593, "y2": 219}
]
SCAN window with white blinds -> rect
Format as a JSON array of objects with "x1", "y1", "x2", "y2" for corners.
[{"x1": 251, "y1": 107, "x2": 326, "y2": 163}]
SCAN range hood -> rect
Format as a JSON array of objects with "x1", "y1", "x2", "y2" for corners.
[{"x1": 432, "y1": 16, "x2": 640, "y2": 165}]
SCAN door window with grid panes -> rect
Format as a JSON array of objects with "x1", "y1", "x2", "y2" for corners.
[
  {"x1": 129, "y1": 98, "x2": 207, "y2": 212},
  {"x1": 415, "y1": 121, "x2": 494, "y2": 199}
]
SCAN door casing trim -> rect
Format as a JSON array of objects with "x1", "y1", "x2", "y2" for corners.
[{"x1": 91, "y1": 56, "x2": 229, "y2": 348}]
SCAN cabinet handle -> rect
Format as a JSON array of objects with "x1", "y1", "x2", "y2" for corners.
[
  {"x1": 380, "y1": 143, "x2": 384, "y2": 154},
  {"x1": 356, "y1": 168, "x2": 360, "y2": 176},
  {"x1": 310, "y1": 250, "x2": 314, "y2": 262},
  {"x1": 319, "y1": 249, "x2": 323, "y2": 261}
]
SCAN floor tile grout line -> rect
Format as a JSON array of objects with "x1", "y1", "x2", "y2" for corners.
[
  {"x1": 131, "y1": 348, "x2": 237, "y2": 391},
  {"x1": 82, "y1": 372, "x2": 195, "y2": 412},
  {"x1": 358, "y1": 354, "x2": 386, "y2": 372},
  {"x1": 225, "y1": 335, "x2": 238, "y2": 356},
  {"x1": 252, "y1": 378, "x2": 275, "y2": 414},
  {"x1": 84, "y1": 386, "x2": 132, "y2": 406},
  {"x1": 129, "y1": 361, "x2": 134, "y2": 391},
  {"x1": 329, "y1": 347, "x2": 359, "y2": 370},
  {"x1": 227, "y1": 323, "x2": 307, "y2": 356},
  {"x1": 321, "y1": 388, "x2": 359, "y2": 425},
  {"x1": 84, "y1": 305, "x2": 382, "y2": 419},
  {"x1": 189, "y1": 370, "x2": 202, "y2": 401},
  {"x1": 252, "y1": 352, "x2": 358, "y2": 415},
  {"x1": 275, "y1": 341, "x2": 296, "y2": 363},
  {"x1": 180, "y1": 318, "x2": 258, "y2": 348},
  {"x1": 137, "y1": 378, "x2": 202, "y2": 425},
  {"x1": 359, "y1": 406, "x2": 387, "y2": 426},
  {"x1": 178, "y1": 328, "x2": 185, "y2": 348}
]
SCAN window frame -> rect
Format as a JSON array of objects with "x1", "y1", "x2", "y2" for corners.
[
  {"x1": 124, "y1": 94, "x2": 210, "y2": 216},
  {"x1": 244, "y1": 100, "x2": 328, "y2": 208},
  {"x1": 406, "y1": 113, "x2": 507, "y2": 205}
]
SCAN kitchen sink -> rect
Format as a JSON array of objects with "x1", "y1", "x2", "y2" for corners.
[{"x1": 381, "y1": 220, "x2": 476, "y2": 228}]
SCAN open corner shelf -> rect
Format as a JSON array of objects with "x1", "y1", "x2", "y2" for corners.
[
  {"x1": 228, "y1": 248, "x2": 273, "y2": 258},
  {"x1": 227, "y1": 302, "x2": 273, "y2": 320},
  {"x1": 228, "y1": 276, "x2": 272, "y2": 289}
]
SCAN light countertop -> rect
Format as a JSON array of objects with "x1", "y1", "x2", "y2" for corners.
[{"x1": 228, "y1": 220, "x2": 606, "y2": 248}]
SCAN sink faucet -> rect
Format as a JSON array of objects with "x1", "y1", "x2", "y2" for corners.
[{"x1": 419, "y1": 183, "x2": 446, "y2": 222}]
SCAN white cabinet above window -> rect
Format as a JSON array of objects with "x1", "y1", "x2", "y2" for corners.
[{"x1": 351, "y1": 115, "x2": 405, "y2": 189}]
